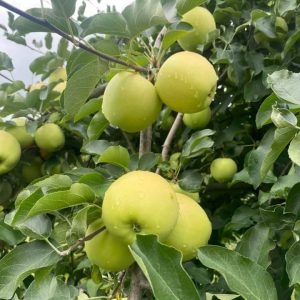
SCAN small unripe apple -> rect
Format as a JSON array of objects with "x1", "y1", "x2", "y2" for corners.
[
  {"x1": 155, "y1": 51, "x2": 218, "y2": 113},
  {"x1": 102, "y1": 71, "x2": 162, "y2": 133},
  {"x1": 0, "y1": 130, "x2": 21, "y2": 175},
  {"x1": 178, "y1": 7, "x2": 216, "y2": 51},
  {"x1": 35, "y1": 123, "x2": 65, "y2": 152},
  {"x1": 22, "y1": 157, "x2": 43, "y2": 184},
  {"x1": 7, "y1": 117, "x2": 34, "y2": 148},
  {"x1": 183, "y1": 107, "x2": 211, "y2": 129},
  {"x1": 164, "y1": 193, "x2": 211, "y2": 261},
  {"x1": 102, "y1": 171, "x2": 179, "y2": 244},
  {"x1": 210, "y1": 158, "x2": 237, "y2": 183},
  {"x1": 85, "y1": 220, "x2": 134, "y2": 272}
]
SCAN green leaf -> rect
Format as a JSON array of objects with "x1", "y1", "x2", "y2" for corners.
[
  {"x1": 176, "y1": 0, "x2": 208, "y2": 15},
  {"x1": 288, "y1": 132, "x2": 300, "y2": 166},
  {"x1": 51, "y1": 0, "x2": 77, "y2": 18},
  {"x1": 283, "y1": 30, "x2": 300, "y2": 57},
  {"x1": 206, "y1": 294, "x2": 239, "y2": 300},
  {"x1": 254, "y1": 15, "x2": 276, "y2": 38},
  {"x1": 271, "y1": 107, "x2": 298, "y2": 128},
  {"x1": 87, "y1": 111, "x2": 109, "y2": 141},
  {"x1": 267, "y1": 70, "x2": 300, "y2": 105},
  {"x1": 13, "y1": 8, "x2": 78, "y2": 35},
  {"x1": 81, "y1": 140, "x2": 110, "y2": 155},
  {"x1": 275, "y1": 0, "x2": 297, "y2": 16},
  {"x1": 179, "y1": 170, "x2": 203, "y2": 192},
  {"x1": 261, "y1": 127, "x2": 297, "y2": 179},
  {"x1": 286, "y1": 241, "x2": 300, "y2": 286},
  {"x1": 122, "y1": 0, "x2": 168, "y2": 37},
  {"x1": 74, "y1": 98, "x2": 102, "y2": 122},
  {"x1": 129, "y1": 235, "x2": 200, "y2": 300},
  {"x1": 286, "y1": 183, "x2": 300, "y2": 218},
  {"x1": 0, "y1": 221, "x2": 24, "y2": 246},
  {"x1": 138, "y1": 152, "x2": 160, "y2": 171},
  {"x1": 238, "y1": 223, "x2": 275, "y2": 268},
  {"x1": 197, "y1": 246, "x2": 278, "y2": 300},
  {"x1": 80, "y1": 12, "x2": 129, "y2": 37},
  {"x1": 98, "y1": 145, "x2": 130, "y2": 169},
  {"x1": 0, "y1": 241, "x2": 61, "y2": 299},
  {"x1": 64, "y1": 59, "x2": 108, "y2": 116},
  {"x1": 0, "y1": 51, "x2": 13, "y2": 71},
  {"x1": 24, "y1": 273, "x2": 77, "y2": 300},
  {"x1": 33, "y1": 174, "x2": 73, "y2": 190}
]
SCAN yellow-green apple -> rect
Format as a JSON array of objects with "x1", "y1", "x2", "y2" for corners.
[
  {"x1": 0, "y1": 130, "x2": 21, "y2": 175},
  {"x1": 7, "y1": 117, "x2": 34, "y2": 148},
  {"x1": 22, "y1": 157, "x2": 43, "y2": 183},
  {"x1": 178, "y1": 7, "x2": 216, "y2": 51},
  {"x1": 210, "y1": 158, "x2": 237, "y2": 183},
  {"x1": 102, "y1": 71, "x2": 162, "y2": 132},
  {"x1": 35, "y1": 123, "x2": 65, "y2": 152},
  {"x1": 164, "y1": 193, "x2": 212, "y2": 261},
  {"x1": 183, "y1": 107, "x2": 211, "y2": 129},
  {"x1": 102, "y1": 171, "x2": 179, "y2": 244},
  {"x1": 85, "y1": 220, "x2": 134, "y2": 272},
  {"x1": 49, "y1": 67, "x2": 67, "y2": 82},
  {"x1": 155, "y1": 51, "x2": 218, "y2": 113}
]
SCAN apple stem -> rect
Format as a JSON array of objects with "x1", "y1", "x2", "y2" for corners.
[
  {"x1": 156, "y1": 112, "x2": 183, "y2": 173},
  {"x1": 0, "y1": 0, "x2": 148, "y2": 73}
]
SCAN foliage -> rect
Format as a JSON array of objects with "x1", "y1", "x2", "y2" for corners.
[{"x1": 0, "y1": 0, "x2": 300, "y2": 299}]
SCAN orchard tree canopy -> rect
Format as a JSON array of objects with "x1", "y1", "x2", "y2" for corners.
[{"x1": 0, "y1": 0, "x2": 300, "y2": 299}]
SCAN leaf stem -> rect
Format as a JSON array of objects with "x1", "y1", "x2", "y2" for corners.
[{"x1": 0, "y1": 0, "x2": 148, "y2": 73}]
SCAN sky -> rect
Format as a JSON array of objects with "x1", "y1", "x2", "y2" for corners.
[{"x1": 0, "y1": 0, "x2": 132, "y2": 85}]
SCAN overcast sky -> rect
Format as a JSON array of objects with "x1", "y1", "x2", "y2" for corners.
[{"x1": 0, "y1": 0, "x2": 132, "y2": 85}]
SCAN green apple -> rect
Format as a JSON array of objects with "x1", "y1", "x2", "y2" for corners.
[
  {"x1": 102, "y1": 71, "x2": 162, "y2": 133},
  {"x1": 170, "y1": 182, "x2": 200, "y2": 202},
  {"x1": 102, "y1": 171, "x2": 179, "y2": 244},
  {"x1": 49, "y1": 67, "x2": 67, "y2": 83},
  {"x1": 22, "y1": 157, "x2": 43, "y2": 183},
  {"x1": 164, "y1": 193, "x2": 211, "y2": 261},
  {"x1": 178, "y1": 7, "x2": 216, "y2": 51},
  {"x1": 210, "y1": 158, "x2": 237, "y2": 183},
  {"x1": 35, "y1": 123, "x2": 65, "y2": 152},
  {"x1": 155, "y1": 51, "x2": 218, "y2": 113},
  {"x1": 85, "y1": 219, "x2": 134, "y2": 272},
  {"x1": 7, "y1": 117, "x2": 34, "y2": 148},
  {"x1": 0, "y1": 130, "x2": 21, "y2": 175},
  {"x1": 183, "y1": 107, "x2": 211, "y2": 129}
]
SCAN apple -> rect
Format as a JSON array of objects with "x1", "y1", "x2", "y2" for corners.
[
  {"x1": 7, "y1": 117, "x2": 34, "y2": 148},
  {"x1": 102, "y1": 171, "x2": 179, "y2": 244},
  {"x1": 29, "y1": 82, "x2": 47, "y2": 92},
  {"x1": 169, "y1": 182, "x2": 200, "y2": 202},
  {"x1": 0, "y1": 130, "x2": 21, "y2": 175},
  {"x1": 84, "y1": 220, "x2": 134, "y2": 272},
  {"x1": 164, "y1": 193, "x2": 212, "y2": 261},
  {"x1": 178, "y1": 7, "x2": 216, "y2": 51},
  {"x1": 102, "y1": 71, "x2": 162, "y2": 133},
  {"x1": 22, "y1": 157, "x2": 43, "y2": 183},
  {"x1": 49, "y1": 67, "x2": 67, "y2": 83},
  {"x1": 183, "y1": 107, "x2": 211, "y2": 129},
  {"x1": 155, "y1": 51, "x2": 218, "y2": 113},
  {"x1": 35, "y1": 123, "x2": 65, "y2": 152},
  {"x1": 210, "y1": 158, "x2": 237, "y2": 183}
]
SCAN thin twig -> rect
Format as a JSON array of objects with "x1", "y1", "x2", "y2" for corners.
[
  {"x1": 59, "y1": 226, "x2": 105, "y2": 256},
  {"x1": 122, "y1": 131, "x2": 136, "y2": 153},
  {"x1": 161, "y1": 113, "x2": 183, "y2": 161},
  {"x1": 0, "y1": 72, "x2": 13, "y2": 82},
  {"x1": 110, "y1": 270, "x2": 128, "y2": 299},
  {"x1": 139, "y1": 126, "x2": 152, "y2": 157},
  {"x1": 0, "y1": 0, "x2": 148, "y2": 73}
]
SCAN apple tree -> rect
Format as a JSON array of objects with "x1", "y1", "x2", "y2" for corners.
[{"x1": 0, "y1": 0, "x2": 300, "y2": 299}]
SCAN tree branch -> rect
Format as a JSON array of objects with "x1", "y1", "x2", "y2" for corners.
[
  {"x1": 128, "y1": 264, "x2": 151, "y2": 300},
  {"x1": 139, "y1": 126, "x2": 152, "y2": 157},
  {"x1": 0, "y1": 72, "x2": 13, "y2": 82},
  {"x1": 0, "y1": 0, "x2": 148, "y2": 73},
  {"x1": 60, "y1": 226, "x2": 105, "y2": 256}
]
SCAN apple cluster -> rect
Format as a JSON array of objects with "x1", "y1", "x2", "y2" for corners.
[
  {"x1": 85, "y1": 171, "x2": 212, "y2": 272},
  {"x1": 0, "y1": 121, "x2": 65, "y2": 178},
  {"x1": 102, "y1": 7, "x2": 218, "y2": 133}
]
